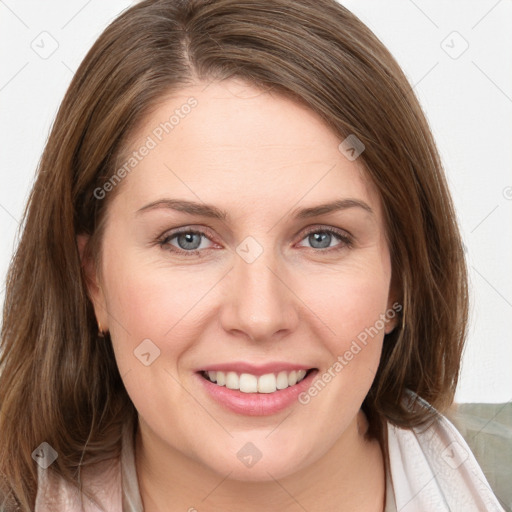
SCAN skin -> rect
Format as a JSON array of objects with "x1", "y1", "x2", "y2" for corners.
[{"x1": 78, "y1": 78, "x2": 398, "y2": 511}]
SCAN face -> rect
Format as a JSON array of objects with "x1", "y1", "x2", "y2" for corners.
[{"x1": 80, "y1": 78, "x2": 397, "y2": 482}]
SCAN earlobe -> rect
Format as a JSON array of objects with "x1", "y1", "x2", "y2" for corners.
[
  {"x1": 384, "y1": 316, "x2": 398, "y2": 335},
  {"x1": 384, "y1": 296, "x2": 401, "y2": 334},
  {"x1": 385, "y1": 273, "x2": 402, "y2": 335}
]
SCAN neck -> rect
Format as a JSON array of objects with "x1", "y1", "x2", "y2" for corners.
[{"x1": 135, "y1": 410, "x2": 386, "y2": 512}]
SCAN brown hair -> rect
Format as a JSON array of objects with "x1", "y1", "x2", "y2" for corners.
[{"x1": 0, "y1": 0, "x2": 468, "y2": 509}]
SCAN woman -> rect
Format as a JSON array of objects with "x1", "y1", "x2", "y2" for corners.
[{"x1": 0, "y1": 0, "x2": 505, "y2": 510}]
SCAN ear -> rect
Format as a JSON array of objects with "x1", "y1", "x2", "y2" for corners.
[
  {"x1": 384, "y1": 303, "x2": 399, "y2": 334},
  {"x1": 384, "y1": 273, "x2": 401, "y2": 335},
  {"x1": 76, "y1": 234, "x2": 109, "y2": 332}
]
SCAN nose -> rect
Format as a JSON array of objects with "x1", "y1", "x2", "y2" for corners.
[{"x1": 219, "y1": 246, "x2": 299, "y2": 343}]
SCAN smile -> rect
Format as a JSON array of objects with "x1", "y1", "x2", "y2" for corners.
[
  {"x1": 196, "y1": 367, "x2": 319, "y2": 416},
  {"x1": 200, "y1": 369, "x2": 312, "y2": 393}
]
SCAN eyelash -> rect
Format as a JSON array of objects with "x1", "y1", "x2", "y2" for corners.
[{"x1": 156, "y1": 226, "x2": 353, "y2": 257}]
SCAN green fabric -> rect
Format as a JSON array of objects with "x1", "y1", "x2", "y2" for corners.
[{"x1": 446, "y1": 402, "x2": 512, "y2": 512}]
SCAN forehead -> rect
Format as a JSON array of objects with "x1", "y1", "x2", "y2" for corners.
[{"x1": 110, "y1": 79, "x2": 382, "y2": 219}]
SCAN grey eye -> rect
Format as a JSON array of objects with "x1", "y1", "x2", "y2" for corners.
[
  {"x1": 307, "y1": 232, "x2": 333, "y2": 249},
  {"x1": 175, "y1": 232, "x2": 203, "y2": 250}
]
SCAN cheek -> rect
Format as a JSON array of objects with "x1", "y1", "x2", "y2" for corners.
[
  {"x1": 307, "y1": 261, "x2": 391, "y2": 342},
  {"x1": 294, "y1": 264, "x2": 391, "y2": 429},
  {"x1": 100, "y1": 256, "x2": 206, "y2": 429},
  {"x1": 299, "y1": 258, "x2": 392, "y2": 402},
  {"x1": 102, "y1": 260, "x2": 197, "y2": 360},
  {"x1": 103, "y1": 241, "x2": 392, "y2": 361}
]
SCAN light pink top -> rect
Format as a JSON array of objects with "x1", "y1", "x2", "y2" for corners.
[{"x1": 34, "y1": 394, "x2": 505, "y2": 511}]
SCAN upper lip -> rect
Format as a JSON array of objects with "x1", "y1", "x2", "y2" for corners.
[{"x1": 197, "y1": 362, "x2": 315, "y2": 376}]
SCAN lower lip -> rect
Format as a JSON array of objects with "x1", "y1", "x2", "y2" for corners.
[{"x1": 196, "y1": 370, "x2": 318, "y2": 416}]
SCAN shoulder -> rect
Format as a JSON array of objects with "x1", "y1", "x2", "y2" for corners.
[
  {"x1": 34, "y1": 416, "x2": 140, "y2": 512},
  {"x1": 34, "y1": 456, "x2": 122, "y2": 512},
  {"x1": 385, "y1": 391, "x2": 505, "y2": 512}
]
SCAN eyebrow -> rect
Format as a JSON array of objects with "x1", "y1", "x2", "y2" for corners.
[{"x1": 135, "y1": 198, "x2": 373, "y2": 220}]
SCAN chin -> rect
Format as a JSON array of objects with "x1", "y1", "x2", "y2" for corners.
[{"x1": 202, "y1": 440, "x2": 314, "y2": 483}]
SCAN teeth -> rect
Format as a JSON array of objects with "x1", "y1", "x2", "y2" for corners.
[
  {"x1": 216, "y1": 371, "x2": 225, "y2": 386},
  {"x1": 203, "y1": 369, "x2": 309, "y2": 393},
  {"x1": 239, "y1": 373, "x2": 258, "y2": 393}
]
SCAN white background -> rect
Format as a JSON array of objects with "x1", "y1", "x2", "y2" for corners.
[{"x1": 0, "y1": 0, "x2": 511, "y2": 403}]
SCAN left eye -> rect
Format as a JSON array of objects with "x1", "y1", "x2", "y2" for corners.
[
  {"x1": 160, "y1": 230, "x2": 213, "y2": 253},
  {"x1": 158, "y1": 227, "x2": 352, "y2": 256},
  {"x1": 298, "y1": 227, "x2": 351, "y2": 250}
]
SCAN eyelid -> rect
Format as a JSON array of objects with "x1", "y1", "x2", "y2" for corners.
[
  {"x1": 157, "y1": 225, "x2": 219, "y2": 252},
  {"x1": 299, "y1": 224, "x2": 353, "y2": 240},
  {"x1": 163, "y1": 225, "x2": 217, "y2": 240},
  {"x1": 297, "y1": 225, "x2": 353, "y2": 249}
]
